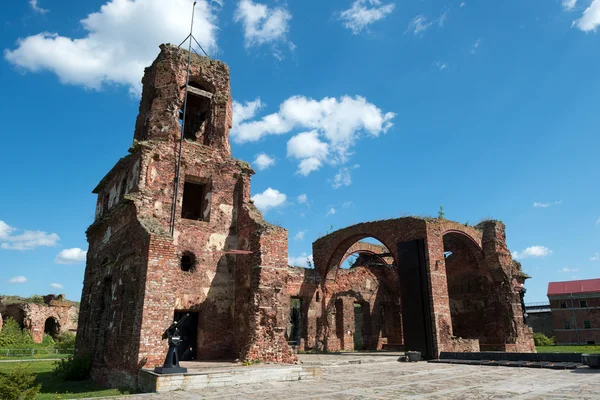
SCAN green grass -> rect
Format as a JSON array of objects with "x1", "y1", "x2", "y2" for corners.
[
  {"x1": 536, "y1": 345, "x2": 600, "y2": 353},
  {"x1": 0, "y1": 361, "x2": 132, "y2": 399},
  {"x1": 0, "y1": 353, "x2": 73, "y2": 360}
]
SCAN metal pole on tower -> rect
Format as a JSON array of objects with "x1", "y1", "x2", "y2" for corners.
[{"x1": 170, "y1": 1, "x2": 197, "y2": 235}]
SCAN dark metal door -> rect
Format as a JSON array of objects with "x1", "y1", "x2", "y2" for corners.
[
  {"x1": 397, "y1": 239, "x2": 434, "y2": 358},
  {"x1": 174, "y1": 311, "x2": 199, "y2": 361}
]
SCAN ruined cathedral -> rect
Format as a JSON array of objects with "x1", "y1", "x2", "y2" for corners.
[{"x1": 77, "y1": 44, "x2": 534, "y2": 387}]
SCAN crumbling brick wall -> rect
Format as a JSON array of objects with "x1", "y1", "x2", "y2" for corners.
[
  {"x1": 0, "y1": 296, "x2": 78, "y2": 343},
  {"x1": 311, "y1": 217, "x2": 534, "y2": 358},
  {"x1": 78, "y1": 44, "x2": 294, "y2": 388}
]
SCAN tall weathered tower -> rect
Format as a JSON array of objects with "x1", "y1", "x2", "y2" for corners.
[{"x1": 77, "y1": 44, "x2": 295, "y2": 386}]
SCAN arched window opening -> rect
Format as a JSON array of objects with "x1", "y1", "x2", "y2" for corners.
[
  {"x1": 443, "y1": 232, "x2": 487, "y2": 342},
  {"x1": 340, "y1": 238, "x2": 394, "y2": 270},
  {"x1": 181, "y1": 251, "x2": 196, "y2": 272},
  {"x1": 44, "y1": 317, "x2": 60, "y2": 338},
  {"x1": 180, "y1": 82, "x2": 213, "y2": 142},
  {"x1": 326, "y1": 236, "x2": 402, "y2": 352}
]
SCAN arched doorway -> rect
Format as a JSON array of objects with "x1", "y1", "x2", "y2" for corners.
[
  {"x1": 443, "y1": 231, "x2": 489, "y2": 343},
  {"x1": 323, "y1": 237, "x2": 402, "y2": 352},
  {"x1": 44, "y1": 317, "x2": 60, "y2": 338}
]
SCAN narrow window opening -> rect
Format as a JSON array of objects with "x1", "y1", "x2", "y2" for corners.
[
  {"x1": 584, "y1": 320, "x2": 592, "y2": 329},
  {"x1": 102, "y1": 195, "x2": 109, "y2": 213},
  {"x1": 315, "y1": 291, "x2": 320, "y2": 303},
  {"x1": 181, "y1": 180, "x2": 209, "y2": 221},
  {"x1": 559, "y1": 301, "x2": 567, "y2": 309},
  {"x1": 563, "y1": 321, "x2": 571, "y2": 329},
  {"x1": 181, "y1": 251, "x2": 196, "y2": 272},
  {"x1": 121, "y1": 178, "x2": 127, "y2": 198},
  {"x1": 180, "y1": 82, "x2": 212, "y2": 142},
  {"x1": 580, "y1": 300, "x2": 588, "y2": 308}
]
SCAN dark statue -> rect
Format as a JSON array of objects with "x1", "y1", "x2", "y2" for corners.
[{"x1": 154, "y1": 313, "x2": 189, "y2": 374}]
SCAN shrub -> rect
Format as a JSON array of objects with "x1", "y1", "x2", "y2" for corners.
[
  {"x1": 41, "y1": 334, "x2": 55, "y2": 347},
  {"x1": 54, "y1": 332, "x2": 76, "y2": 352},
  {"x1": 0, "y1": 318, "x2": 34, "y2": 347},
  {"x1": 0, "y1": 364, "x2": 41, "y2": 400},
  {"x1": 53, "y1": 352, "x2": 92, "y2": 381},
  {"x1": 533, "y1": 332, "x2": 556, "y2": 346}
]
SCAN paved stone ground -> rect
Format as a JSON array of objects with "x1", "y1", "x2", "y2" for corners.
[{"x1": 104, "y1": 361, "x2": 599, "y2": 400}]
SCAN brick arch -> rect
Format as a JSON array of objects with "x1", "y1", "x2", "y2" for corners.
[
  {"x1": 441, "y1": 230, "x2": 485, "y2": 267},
  {"x1": 322, "y1": 234, "x2": 398, "y2": 281}
]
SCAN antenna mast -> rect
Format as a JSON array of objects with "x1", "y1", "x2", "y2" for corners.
[{"x1": 170, "y1": 1, "x2": 210, "y2": 236}]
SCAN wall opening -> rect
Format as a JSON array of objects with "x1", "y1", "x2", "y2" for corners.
[
  {"x1": 287, "y1": 297, "x2": 302, "y2": 345},
  {"x1": 326, "y1": 235, "x2": 402, "y2": 352},
  {"x1": 181, "y1": 251, "x2": 196, "y2": 272},
  {"x1": 102, "y1": 195, "x2": 109, "y2": 213},
  {"x1": 443, "y1": 232, "x2": 488, "y2": 343},
  {"x1": 180, "y1": 82, "x2": 212, "y2": 143},
  {"x1": 44, "y1": 317, "x2": 60, "y2": 338},
  {"x1": 181, "y1": 180, "x2": 210, "y2": 221},
  {"x1": 174, "y1": 311, "x2": 199, "y2": 361},
  {"x1": 353, "y1": 303, "x2": 365, "y2": 350}
]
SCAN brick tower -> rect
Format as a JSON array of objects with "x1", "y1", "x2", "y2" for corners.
[{"x1": 77, "y1": 44, "x2": 295, "y2": 387}]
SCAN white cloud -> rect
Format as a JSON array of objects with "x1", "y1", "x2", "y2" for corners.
[
  {"x1": 287, "y1": 131, "x2": 330, "y2": 175},
  {"x1": 342, "y1": 201, "x2": 354, "y2": 208},
  {"x1": 50, "y1": 283, "x2": 64, "y2": 289},
  {"x1": 533, "y1": 200, "x2": 562, "y2": 208},
  {"x1": 438, "y1": 10, "x2": 448, "y2": 27},
  {"x1": 287, "y1": 131, "x2": 329, "y2": 160},
  {"x1": 253, "y1": 153, "x2": 275, "y2": 170},
  {"x1": 288, "y1": 253, "x2": 313, "y2": 268},
  {"x1": 460, "y1": 2, "x2": 466, "y2": 7},
  {"x1": 471, "y1": 38, "x2": 481, "y2": 54},
  {"x1": 5, "y1": 0, "x2": 218, "y2": 95},
  {"x1": 436, "y1": 61, "x2": 447, "y2": 70},
  {"x1": 332, "y1": 167, "x2": 355, "y2": 188},
  {"x1": 251, "y1": 188, "x2": 287, "y2": 214},
  {"x1": 0, "y1": 221, "x2": 16, "y2": 239},
  {"x1": 0, "y1": 221, "x2": 60, "y2": 250},
  {"x1": 233, "y1": 98, "x2": 263, "y2": 131},
  {"x1": 234, "y1": 0, "x2": 291, "y2": 51},
  {"x1": 30, "y1": 0, "x2": 49, "y2": 14},
  {"x1": 8, "y1": 276, "x2": 27, "y2": 284},
  {"x1": 339, "y1": 0, "x2": 395, "y2": 34},
  {"x1": 294, "y1": 230, "x2": 306, "y2": 241},
  {"x1": 563, "y1": 0, "x2": 577, "y2": 11},
  {"x1": 512, "y1": 245, "x2": 553, "y2": 259},
  {"x1": 233, "y1": 95, "x2": 395, "y2": 174},
  {"x1": 561, "y1": 267, "x2": 580, "y2": 272},
  {"x1": 297, "y1": 194, "x2": 308, "y2": 204},
  {"x1": 326, "y1": 207, "x2": 337, "y2": 216},
  {"x1": 297, "y1": 158, "x2": 323, "y2": 176},
  {"x1": 55, "y1": 247, "x2": 88, "y2": 264},
  {"x1": 406, "y1": 15, "x2": 432, "y2": 35},
  {"x1": 590, "y1": 252, "x2": 600, "y2": 261}
]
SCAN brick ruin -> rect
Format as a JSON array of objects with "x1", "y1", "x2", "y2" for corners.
[
  {"x1": 77, "y1": 45, "x2": 534, "y2": 388},
  {"x1": 0, "y1": 295, "x2": 78, "y2": 342}
]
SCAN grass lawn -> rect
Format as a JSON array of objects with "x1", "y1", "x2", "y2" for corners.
[
  {"x1": 0, "y1": 361, "x2": 132, "y2": 399},
  {"x1": 536, "y1": 345, "x2": 600, "y2": 353},
  {"x1": 0, "y1": 353, "x2": 73, "y2": 361}
]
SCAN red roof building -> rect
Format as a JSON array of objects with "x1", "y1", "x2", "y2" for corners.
[{"x1": 547, "y1": 278, "x2": 600, "y2": 345}]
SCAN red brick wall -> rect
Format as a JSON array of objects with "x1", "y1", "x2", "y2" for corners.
[{"x1": 549, "y1": 295, "x2": 600, "y2": 344}]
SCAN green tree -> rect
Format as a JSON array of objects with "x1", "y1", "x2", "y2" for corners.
[
  {"x1": 0, "y1": 318, "x2": 33, "y2": 347},
  {"x1": 0, "y1": 365, "x2": 41, "y2": 400},
  {"x1": 438, "y1": 206, "x2": 445, "y2": 219}
]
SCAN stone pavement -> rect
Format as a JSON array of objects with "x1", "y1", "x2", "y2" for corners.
[{"x1": 100, "y1": 360, "x2": 599, "y2": 400}]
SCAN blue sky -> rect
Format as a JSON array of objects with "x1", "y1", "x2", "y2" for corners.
[{"x1": 1, "y1": 0, "x2": 599, "y2": 303}]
